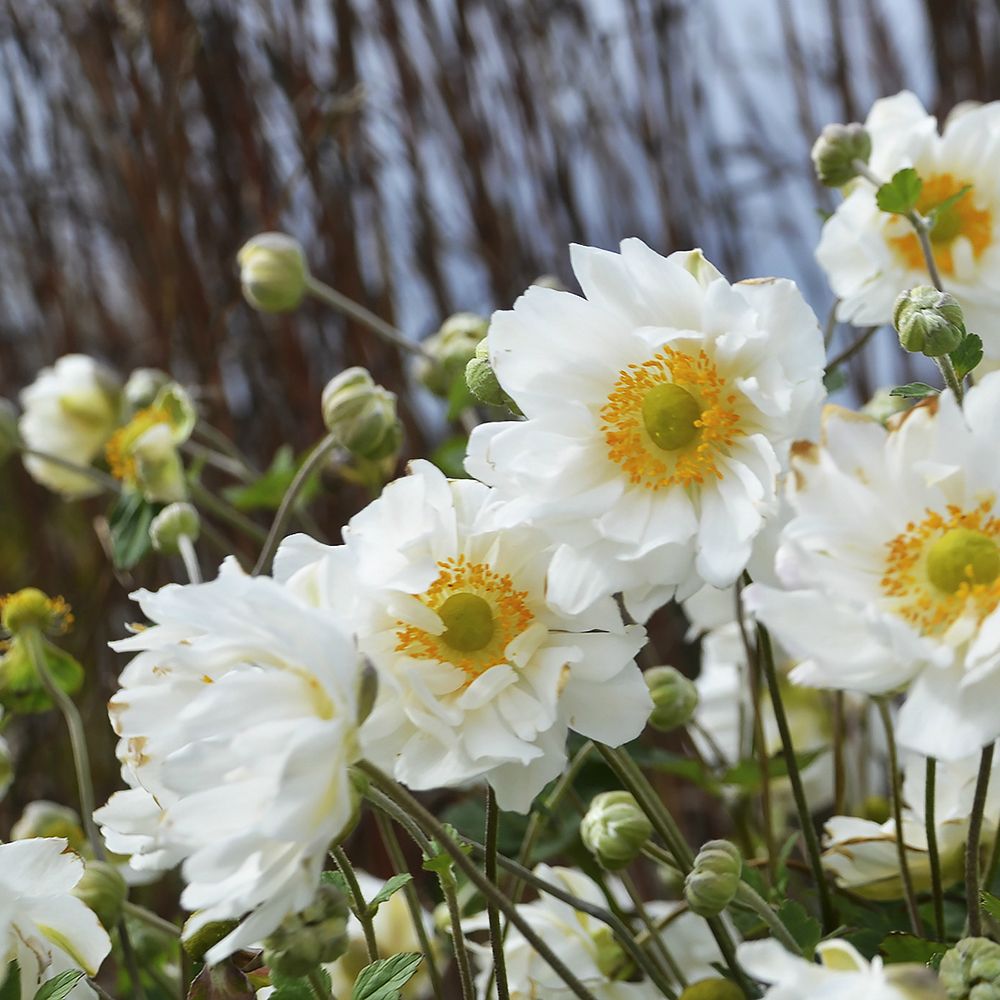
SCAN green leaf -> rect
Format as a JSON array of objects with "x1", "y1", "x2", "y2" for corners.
[
  {"x1": 429, "y1": 435, "x2": 469, "y2": 479},
  {"x1": 879, "y1": 933, "x2": 946, "y2": 968},
  {"x1": 222, "y1": 446, "x2": 321, "y2": 513},
  {"x1": 320, "y1": 870, "x2": 349, "y2": 895},
  {"x1": 925, "y1": 184, "x2": 972, "y2": 225},
  {"x1": 1, "y1": 963, "x2": 21, "y2": 1000},
  {"x1": 777, "y1": 900, "x2": 822, "y2": 959},
  {"x1": 0, "y1": 635, "x2": 84, "y2": 715},
  {"x1": 421, "y1": 823, "x2": 469, "y2": 877},
  {"x1": 876, "y1": 168, "x2": 923, "y2": 215},
  {"x1": 108, "y1": 491, "x2": 158, "y2": 569},
  {"x1": 950, "y1": 333, "x2": 983, "y2": 381},
  {"x1": 446, "y1": 372, "x2": 476, "y2": 421},
  {"x1": 981, "y1": 890, "x2": 1000, "y2": 922},
  {"x1": 33, "y1": 971, "x2": 85, "y2": 1000},
  {"x1": 351, "y1": 954, "x2": 422, "y2": 1000},
  {"x1": 721, "y1": 748, "x2": 824, "y2": 794},
  {"x1": 270, "y1": 970, "x2": 327, "y2": 1000},
  {"x1": 367, "y1": 874, "x2": 412, "y2": 917},
  {"x1": 888, "y1": 382, "x2": 938, "y2": 399}
]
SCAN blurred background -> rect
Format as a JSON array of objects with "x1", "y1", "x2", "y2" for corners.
[{"x1": 0, "y1": 0, "x2": 996, "y2": 854}]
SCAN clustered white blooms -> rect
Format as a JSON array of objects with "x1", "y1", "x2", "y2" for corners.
[
  {"x1": 0, "y1": 838, "x2": 111, "y2": 998},
  {"x1": 818, "y1": 91, "x2": 1000, "y2": 360}
]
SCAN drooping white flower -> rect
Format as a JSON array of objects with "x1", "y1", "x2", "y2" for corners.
[
  {"x1": 817, "y1": 92, "x2": 1000, "y2": 360},
  {"x1": 739, "y1": 938, "x2": 944, "y2": 999},
  {"x1": 465, "y1": 240, "x2": 825, "y2": 620},
  {"x1": 276, "y1": 460, "x2": 650, "y2": 813},
  {"x1": 746, "y1": 375, "x2": 1000, "y2": 760},
  {"x1": 19, "y1": 354, "x2": 121, "y2": 498},
  {"x1": 0, "y1": 838, "x2": 112, "y2": 999},
  {"x1": 822, "y1": 745, "x2": 1000, "y2": 900},
  {"x1": 94, "y1": 559, "x2": 362, "y2": 963}
]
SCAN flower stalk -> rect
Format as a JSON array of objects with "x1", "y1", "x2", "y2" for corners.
[{"x1": 967, "y1": 743, "x2": 996, "y2": 937}]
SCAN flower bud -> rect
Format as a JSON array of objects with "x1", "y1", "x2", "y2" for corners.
[
  {"x1": 416, "y1": 312, "x2": 489, "y2": 398},
  {"x1": 940, "y1": 938, "x2": 1000, "y2": 999},
  {"x1": 580, "y1": 791, "x2": 652, "y2": 870},
  {"x1": 321, "y1": 367, "x2": 402, "y2": 461},
  {"x1": 237, "y1": 233, "x2": 309, "y2": 313},
  {"x1": 684, "y1": 840, "x2": 741, "y2": 918},
  {"x1": 893, "y1": 286, "x2": 967, "y2": 358},
  {"x1": 12, "y1": 800, "x2": 86, "y2": 852},
  {"x1": 465, "y1": 339, "x2": 519, "y2": 412},
  {"x1": 0, "y1": 398, "x2": 19, "y2": 463},
  {"x1": 811, "y1": 123, "x2": 872, "y2": 187},
  {"x1": 262, "y1": 884, "x2": 350, "y2": 977},
  {"x1": 645, "y1": 666, "x2": 698, "y2": 732},
  {"x1": 123, "y1": 368, "x2": 171, "y2": 413},
  {"x1": 150, "y1": 503, "x2": 201, "y2": 555},
  {"x1": 678, "y1": 980, "x2": 745, "y2": 1000},
  {"x1": 182, "y1": 916, "x2": 241, "y2": 963},
  {"x1": 74, "y1": 860, "x2": 127, "y2": 929}
]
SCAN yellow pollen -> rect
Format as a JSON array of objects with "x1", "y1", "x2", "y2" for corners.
[
  {"x1": 881, "y1": 501, "x2": 1000, "y2": 634},
  {"x1": 889, "y1": 174, "x2": 992, "y2": 276},
  {"x1": 395, "y1": 555, "x2": 534, "y2": 677},
  {"x1": 105, "y1": 405, "x2": 170, "y2": 482},
  {"x1": 600, "y1": 347, "x2": 743, "y2": 490}
]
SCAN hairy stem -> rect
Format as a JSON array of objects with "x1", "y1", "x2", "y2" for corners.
[
  {"x1": 924, "y1": 758, "x2": 945, "y2": 941},
  {"x1": 330, "y1": 845, "x2": 379, "y2": 962},
  {"x1": 967, "y1": 744, "x2": 996, "y2": 937}
]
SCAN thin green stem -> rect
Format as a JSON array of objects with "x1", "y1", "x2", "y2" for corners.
[
  {"x1": 832, "y1": 693, "x2": 847, "y2": 817},
  {"x1": 924, "y1": 758, "x2": 945, "y2": 940},
  {"x1": 936, "y1": 354, "x2": 965, "y2": 402},
  {"x1": 756, "y1": 624, "x2": 836, "y2": 932},
  {"x1": 306, "y1": 276, "x2": 430, "y2": 358},
  {"x1": 485, "y1": 788, "x2": 511, "y2": 1000},
  {"x1": 252, "y1": 433, "x2": 338, "y2": 575},
  {"x1": 306, "y1": 968, "x2": 335, "y2": 1000},
  {"x1": 441, "y1": 869, "x2": 476, "y2": 1000},
  {"x1": 371, "y1": 811, "x2": 446, "y2": 1000},
  {"x1": 967, "y1": 743, "x2": 995, "y2": 937},
  {"x1": 330, "y1": 845, "x2": 379, "y2": 962},
  {"x1": 876, "y1": 698, "x2": 922, "y2": 937},
  {"x1": 733, "y1": 883, "x2": 803, "y2": 955},
  {"x1": 826, "y1": 326, "x2": 880, "y2": 370},
  {"x1": 177, "y1": 534, "x2": 201, "y2": 584},
  {"x1": 188, "y1": 481, "x2": 268, "y2": 543},
  {"x1": 619, "y1": 871, "x2": 682, "y2": 996},
  {"x1": 122, "y1": 901, "x2": 181, "y2": 939}
]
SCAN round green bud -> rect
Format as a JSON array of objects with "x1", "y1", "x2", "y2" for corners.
[
  {"x1": 860, "y1": 794, "x2": 891, "y2": 825},
  {"x1": 181, "y1": 915, "x2": 240, "y2": 962},
  {"x1": 123, "y1": 368, "x2": 171, "y2": 414},
  {"x1": 321, "y1": 367, "x2": 402, "y2": 462},
  {"x1": 645, "y1": 666, "x2": 699, "y2": 732},
  {"x1": 580, "y1": 791, "x2": 652, "y2": 870},
  {"x1": 73, "y1": 860, "x2": 127, "y2": 929},
  {"x1": 679, "y1": 979, "x2": 745, "y2": 1000},
  {"x1": 237, "y1": 233, "x2": 309, "y2": 314},
  {"x1": 941, "y1": 938, "x2": 1000, "y2": 1000},
  {"x1": 262, "y1": 884, "x2": 350, "y2": 977},
  {"x1": 685, "y1": 840, "x2": 741, "y2": 918},
  {"x1": 416, "y1": 312, "x2": 489, "y2": 398},
  {"x1": 893, "y1": 286, "x2": 967, "y2": 358},
  {"x1": 0, "y1": 398, "x2": 20, "y2": 463},
  {"x1": 12, "y1": 800, "x2": 86, "y2": 852},
  {"x1": 811, "y1": 122, "x2": 872, "y2": 187},
  {"x1": 150, "y1": 503, "x2": 201, "y2": 555}
]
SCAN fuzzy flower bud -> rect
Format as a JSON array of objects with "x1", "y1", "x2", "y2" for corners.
[
  {"x1": 12, "y1": 800, "x2": 86, "y2": 851},
  {"x1": 940, "y1": 938, "x2": 1000, "y2": 999},
  {"x1": 811, "y1": 122, "x2": 872, "y2": 187},
  {"x1": 685, "y1": 840, "x2": 742, "y2": 918},
  {"x1": 678, "y1": 980, "x2": 745, "y2": 1000},
  {"x1": 73, "y1": 860, "x2": 127, "y2": 929},
  {"x1": 465, "y1": 338, "x2": 519, "y2": 412},
  {"x1": 580, "y1": 791, "x2": 652, "y2": 870},
  {"x1": 893, "y1": 286, "x2": 967, "y2": 358},
  {"x1": 321, "y1": 367, "x2": 402, "y2": 461},
  {"x1": 150, "y1": 503, "x2": 201, "y2": 555},
  {"x1": 262, "y1": 884, "x2": 350, "y2": 977},
  {"x1": 416, "y1": 312, "x2": 489, "y2": 398},
  {"x1": 645, "y1": 665, "x2": 698, "y2": 732},
  {"x1": 237, "y1": 233, "x2": 309, "y2": 314}
]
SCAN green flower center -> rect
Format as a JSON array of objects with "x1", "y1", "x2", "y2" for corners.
[
  {"x1": 926, "y1": 528, "x2": 1000, "y2": 594},
  {"x1": 438, "y1": 592, "x2": 495, "y2": 652},
  {"x1": 641, "y1": 383, "x2": 702, "y2": 452}
]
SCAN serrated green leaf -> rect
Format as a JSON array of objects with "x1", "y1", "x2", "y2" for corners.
[
  {"x1": 950, "y1": 333, "x2": 983, "y2": 380},
  {"x1": 879, "y1": 932, "x2": 946, "y2": 968},
  {"x1": 888, "y1": 382, "x2": 937, "y2": 399},
  {"x1": 876, "y1": 168, "x2": 923, "y2": 215},
  {"x1": 777, "y1": 900, "x2": 822, "y2": 959},
  {"x1": 270, "y1": 969, "x2": 328, "y2": 1000},
  {"x1": 981, "y1": 889, "x2": 1000, "y2": 922},
  {"x1": 33, "y1": 971, "x2": 85, "y2": 1000},
  {"x1": 108, "y1": 490, "x2": 158, "y2": 569},
  {"x1": 1, "y1": 963, "x2": 20, "y2": 1000},
  {"x1": 367, "y1": 874, "x2": 412, "y2": 917},
  {"x1": 320, "y1": 870, "x2": 349, "y2": 895},
  {"x1": 351, "y1": 954, "x2": 422, "y2": 1000},
  {"x1": 222, "y1": 446, "x2": 321, "y2": 513}
]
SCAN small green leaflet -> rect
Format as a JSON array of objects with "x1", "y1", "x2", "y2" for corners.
[
  {"x1": 981, "y1": 889, "x2": 1000, "y2": 922},
  {"x1": 223, "y1": 446, "x2": 321, "y2": 512},
  {"x1": 270, "y1": 969, "x2": 329, "y2": 1000},
  {"x1": 33, "y1": 972, "x2": 85, "y2": 1000},
  {"x1": 367, "y1": 874, "x2": 412, "y2": 917},
  {"x1": 108, "y1": 491, "x2": 158, "y2": 569},
  {"x1": 879, "y1": 932, "x2": 946, "y2": 968},
  {"x1": 925, "y1": 184, "x2": 972, "y2": 227},
  {"x1": 950, "y1": 333, "x2": 983, "y2": 380},
  {"x1": 777, "y1": 900, "x2": 822, "y2": 959},
  {"x1": 888, "y1": 382, "x2": 937, "y2": 399},
  {"x1": 320, "y1": 870, "x2": 349, "y2": 894},
  {"x1": 875, "y1": 168, "x2": 923, "y2": 215},
  {"x1": 351, "y1": 954, "x2": 422, "y2": 1000}
]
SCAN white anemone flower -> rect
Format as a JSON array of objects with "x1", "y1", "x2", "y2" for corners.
[
  {"x1": 19, "y1": 354, "x2": 121, "y2": 498},
  {"x1": 746, "y1": 374, "x2": 1000, "y2": 760},
  {"x1": 739, "y1": 938, "x2": 944, "y2": 999},
  {"x1": 818, "y1": 91, "x2": 1000, "y2": 359},
  {"x1": 0, "y1": 838, "x2": 112, "y2": 999},
  {"x1": 94, "y1": 559, "x2": 361, "y2": 963},
  {"x1": 276, "y1": 460, "x2": 650, "y2": 813},
  {"x1": 822, "y1": 745, "x2": 1000, "y2": 900},
  {"x1": 465, "y1": 240, "x2": 825, "y2": 620}
]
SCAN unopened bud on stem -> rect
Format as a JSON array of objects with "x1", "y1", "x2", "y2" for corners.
[
  {"x1": 580, "y1": 791, "x2": 652, "y2": 870},
  {"x1": 321, "y1": 367, "x2": 402, "y2": 461},
  {"x1": 893, "y1": 286, "x2": 966, "y2": 358},
  {"x1": 645, "y1": 666, "x2": 698, "y2": 732},
  {"x1": 685, "y1": 840, "x2": 741, "y2": 917},
  {"x1": 811, "y1": 123, "x2": 872, "y2": 187},
  {"x1": 237, "y1": 233, "x2": 309, "y2": 314}
]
